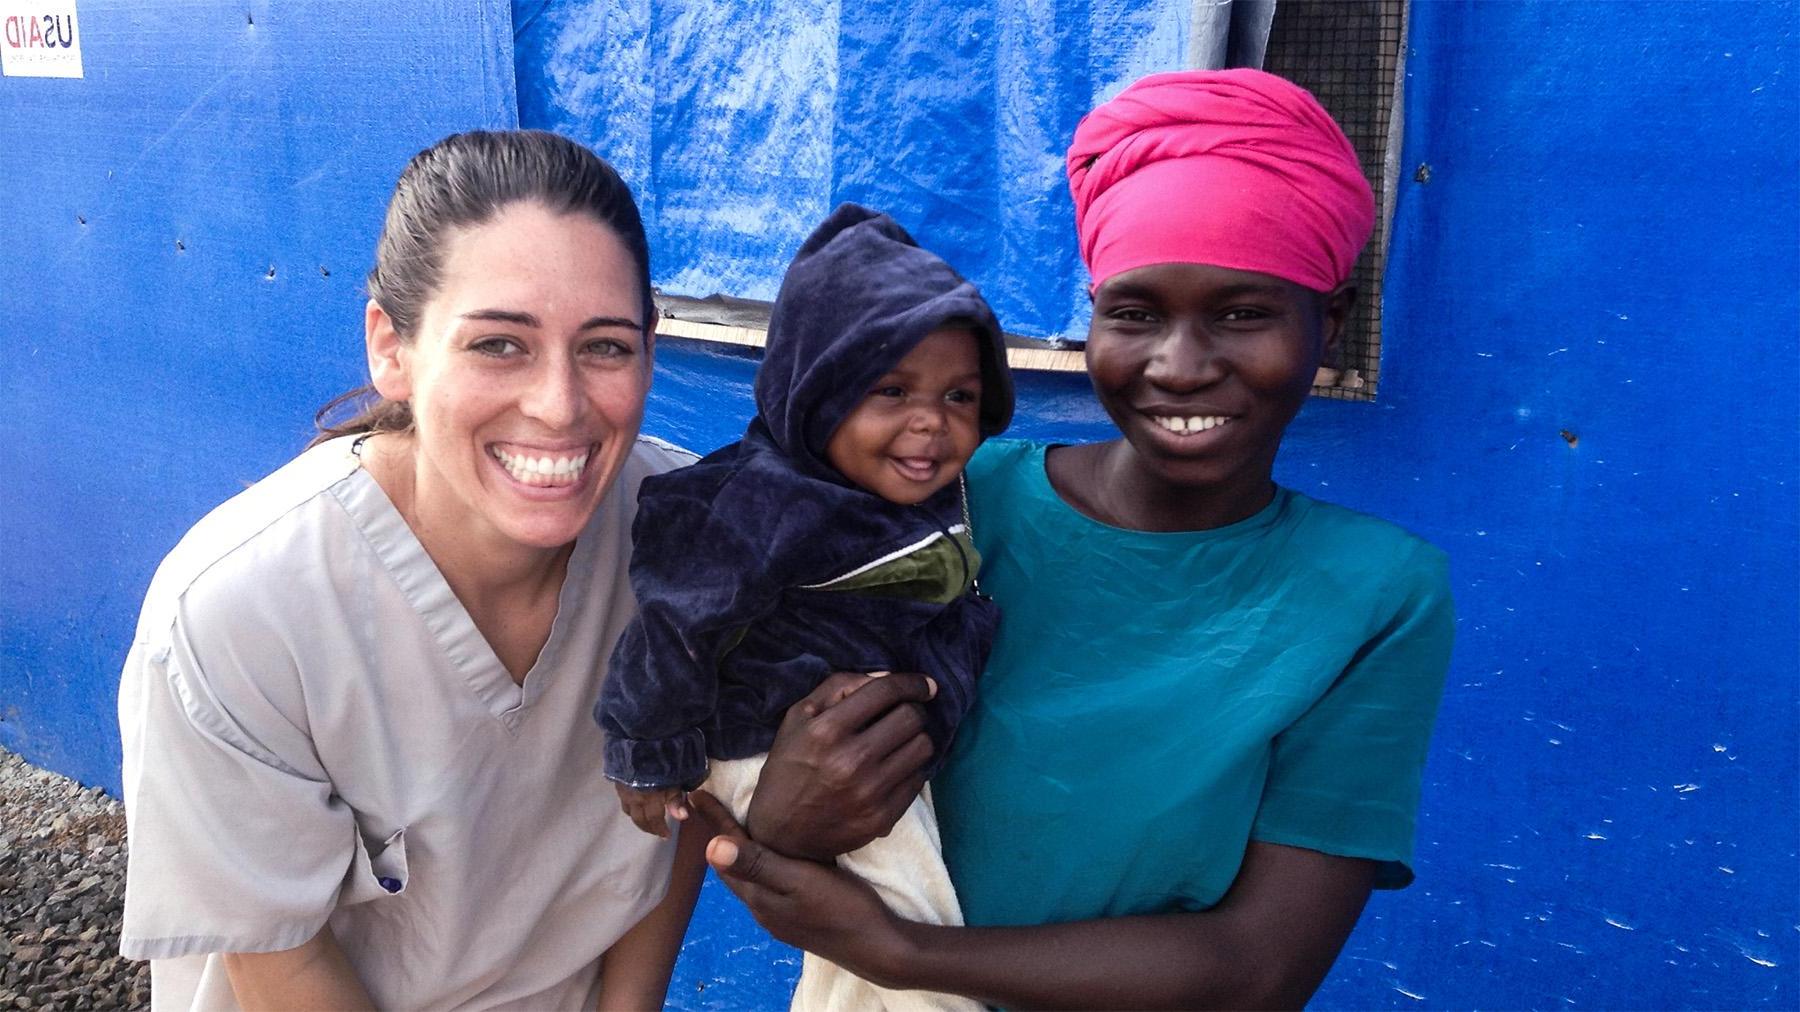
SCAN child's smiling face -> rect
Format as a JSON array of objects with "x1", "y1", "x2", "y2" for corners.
[{"x1": 825, "y1": 326, "x2": 984, "y2": 505}]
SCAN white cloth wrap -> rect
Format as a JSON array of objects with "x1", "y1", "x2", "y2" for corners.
[{"x1": 704, "y1": 755, "x2": 982, "y2": 1012}]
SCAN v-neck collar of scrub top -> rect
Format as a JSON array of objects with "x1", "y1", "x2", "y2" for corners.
[{"x1": 328, "y1": 446, "x2": 603, "y2": 730}]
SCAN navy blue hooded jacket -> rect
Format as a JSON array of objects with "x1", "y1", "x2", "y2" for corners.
[{"x1": 596, "y1": 204, "x2": 1014, "y2": 790}]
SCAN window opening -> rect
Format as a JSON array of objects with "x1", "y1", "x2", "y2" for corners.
[{"x1": 1265, "y1": 0, "x2": 1409, "y2": 400}]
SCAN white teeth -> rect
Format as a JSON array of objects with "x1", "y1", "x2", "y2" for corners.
[
  {"x1": 492, "y1": 447, "x2": 590, "y2": 487},
  {"x1": 1151, "y1": 415, "x2": 1230, "y2": 435}
]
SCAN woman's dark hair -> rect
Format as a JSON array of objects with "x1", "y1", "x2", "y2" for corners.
[{"x1": 312, "y1": 130, "x2": 654, "y2": 446}]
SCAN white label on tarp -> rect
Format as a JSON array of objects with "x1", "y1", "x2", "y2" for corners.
[{"x1": 1, "y1": 2, "x2": 83, "y2": 79}]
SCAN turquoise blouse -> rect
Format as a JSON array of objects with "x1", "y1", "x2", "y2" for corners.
[{"x1": 936, "y1": 440, "x2": 1454, "y2": 927}]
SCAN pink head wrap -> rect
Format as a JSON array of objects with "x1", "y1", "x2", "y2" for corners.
[{"x1": 1067, "y1": 68, "x2": 1375, "y2": 293}]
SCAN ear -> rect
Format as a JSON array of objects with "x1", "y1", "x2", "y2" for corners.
[
  {"x1": 365, "y1": 299, "x2": 412, "y2": 402},
  {"x1": 1319, "y1": 284, "x2": 1357, "y2": 364}
]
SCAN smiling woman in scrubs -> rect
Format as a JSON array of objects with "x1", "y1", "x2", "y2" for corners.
[{"x1": 117, "y1": 131, "x2": 706, "y2": 1010}]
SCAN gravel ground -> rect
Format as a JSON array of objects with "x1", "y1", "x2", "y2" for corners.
[{"x1": 0, "y1": 748, "x2": 148, "y2": 1010}]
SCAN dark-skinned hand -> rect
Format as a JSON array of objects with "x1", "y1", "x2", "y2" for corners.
[
  {"x1": 691, "y1": 789, "x2": 910, "y2": 988},
  {"x1": 745, "y1": 670, "x2": 937, "y2": 861}
]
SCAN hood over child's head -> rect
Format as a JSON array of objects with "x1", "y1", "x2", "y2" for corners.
[{"x1": 753, "y1": 203, "x2": 1014, "y2": 482}]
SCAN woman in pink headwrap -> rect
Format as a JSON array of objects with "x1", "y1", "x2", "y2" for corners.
[{"x1": 692, "y1": 68, "x2": 1454, "y2": 1009}]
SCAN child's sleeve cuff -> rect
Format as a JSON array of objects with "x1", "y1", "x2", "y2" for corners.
[{"x1": 603, "y1": 730, "x2": 709, "y2": 790}]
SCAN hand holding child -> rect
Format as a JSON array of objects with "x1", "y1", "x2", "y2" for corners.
[
  {"x1": 745, "y1": 670, "x2": 938, "y2": 860},
  {"x1": 691, "y1": 789, "x2": 912, "y2": 988}
]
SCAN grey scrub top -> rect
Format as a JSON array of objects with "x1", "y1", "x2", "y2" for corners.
[{"x1": 119, "y1": 434, "x2": 697, "y2": 1010}]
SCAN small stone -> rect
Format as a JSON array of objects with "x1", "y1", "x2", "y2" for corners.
[{"x1": 14, "y1": 944, "x2": 44, "y2": 961}]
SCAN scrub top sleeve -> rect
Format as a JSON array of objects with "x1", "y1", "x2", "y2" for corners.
[
  {"x1": 119, "y1": 609, "x2": 358, "y2": 961},
  {"x1": 1250, "y1": 544, "x2": 1455, "y2": 888}
]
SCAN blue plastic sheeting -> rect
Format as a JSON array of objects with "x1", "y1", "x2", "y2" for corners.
[
  {"x1": 514, "y1": 0, "x2": 1214, "y2": 340},
  {"x1": 0, "y1": 0, "x2": 517, "y2": 786},
  {"x1": 1319, "y1": 4, "x2": 1797, "y2": 1006}
]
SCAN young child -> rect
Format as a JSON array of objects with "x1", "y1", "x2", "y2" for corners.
[{"x1": 595, "y1": 203, "x2": 1012, "y2": 1012}]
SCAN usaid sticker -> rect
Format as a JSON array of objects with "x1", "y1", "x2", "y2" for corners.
[{"x1": 1, "y1": 2, "x2": 83, "y2": 79}]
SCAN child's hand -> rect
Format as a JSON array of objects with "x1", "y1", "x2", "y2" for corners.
[{"x1": 614, "y1": 783, "x2": 690, "y2": 838}]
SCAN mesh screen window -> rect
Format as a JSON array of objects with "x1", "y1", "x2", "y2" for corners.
[{"x1": 1264, "y1": 0, "x2": 1408, "y2": 401}]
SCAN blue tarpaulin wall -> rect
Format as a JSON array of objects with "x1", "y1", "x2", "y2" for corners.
[
  {"x1": 2, "y1": 1, "x2": 1795, "y2": 1008},
  {"x1": 0, "y1": 0, "x2": 518, "y2": 779},
  {"x1": 514, "y1": 0, "x2": 1218, "y2": 340}
]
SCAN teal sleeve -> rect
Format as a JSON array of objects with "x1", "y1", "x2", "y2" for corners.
[{"x1": 1250, "y1": 543, "x2": 1455, "y2": 888}]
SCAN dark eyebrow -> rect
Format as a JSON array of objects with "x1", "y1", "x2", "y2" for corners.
[
  {"x1": 462, "y1": 308, "x2": 539, "y2": 326},
  {"x1": 579, "y1": 315, "x2": 645, "y2": 331},
  {"x1": 878, "y1": 367, "x2": 984, "y2": 385},
  {"x1": 459, "y1": 309, "x2": 643, "y2": 331},
  {"x1": 1095, "y1": 281, "x2": 1161, "y2": 302},
  {"x1": 1212, "y1": 283, "x2": 1292, "y2": 299},
  {"x1": 1099, "y1": 281, "x2": 1290, "y2": 301}
]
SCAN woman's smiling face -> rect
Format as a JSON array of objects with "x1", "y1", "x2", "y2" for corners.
[
  {"x1": 1086, "y1": 261, "x2": 1348, "y2": 503},
  {"x1": 369, "y1": 201, "x2": 652, "y2": 551}
]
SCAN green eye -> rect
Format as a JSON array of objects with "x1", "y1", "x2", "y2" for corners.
[
  {"x1": 585, "y1": 339, "x2": 633, "y2": 358},
  {"x1": 472, "y1": 337, "x2": 521, "y2": 356}
]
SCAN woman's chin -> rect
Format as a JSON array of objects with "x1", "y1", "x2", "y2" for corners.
[
  {"x1": 481, "y1": 490, "x2": 602, "y2": 550},
  {"x1": 491, "y1": 517, "x2": 586, "y2": 552},
  {"x1": 1120, "y1": 434, "x2": 1231, "y2": 490}
]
